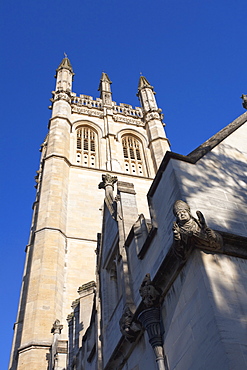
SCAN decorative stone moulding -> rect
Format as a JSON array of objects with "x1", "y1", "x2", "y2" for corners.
[
  {"x1": 145, "y1": 111, "x2": 161, "y2": 122},
  {"x1": 67, "y1": 313, "x2": 74, "y2": 322},
  {"x1": 112, "y1": 115, "x2": 144, "y2": 126},
  {"x1": 78, "y1": 280, "x2": 96, "y2": 295},
  {"x1": 71, "y1": 106, "x2": 104, "y2": 118},
  {"x1": 52, "y1": 91, "x2": 71, "y2": 103},
  {"x1": 113, "y1": 105, "x2": 143, "y2": 118},
  {"x1": 71, "y1": 298, "x2": 80, "y2": 310},
  {"x1": 138, "y1": 307, "x2": 163, "y2": 350}
]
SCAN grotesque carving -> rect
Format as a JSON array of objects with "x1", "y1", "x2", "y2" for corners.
[
  {"x1": 119, "y1": 306, "x2": 141, "y2": 342},
  {"x1": 139, "y1": 274, "x2": 161, "y2": 308},
  {"x1": 98, "y1": 174, "x2": 118, "y2": 218},
  {"x1": 173, "y1": 200, "x2": 223, "y2": 259},
  {"x1": 98, "y1": 173, "x2": 118, "y2": 189},
  {"x1": 240, "y1": 94, "x2": 247, "y2": 110},
  {"x1": 51, "y1": 319, "x2": 63, "y2": 335}
]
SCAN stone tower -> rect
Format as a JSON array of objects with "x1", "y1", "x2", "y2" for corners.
[{"x1": 9, "y1": 57, "x2": 170, "y2": 369}]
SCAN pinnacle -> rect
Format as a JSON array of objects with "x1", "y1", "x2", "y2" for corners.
[
  {"x1": 56, "y1": 55, "x2": 74, "y2": 74},
  {"x1": 100, "y1": 72, "x2": 112, "y2": 84},
  {"x1": 98, "y1": 72, "x2": 112, "y2": 93},
  {"x1": 138, "y1": 75, "x2": 153, "y2": 90}
]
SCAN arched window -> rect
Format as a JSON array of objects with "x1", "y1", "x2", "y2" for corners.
[
  {"x1": 76, "y1": 127, "x2": 97, "y2": 167},
  {"x1": 122, "y1": 136, "x2": 145, "y2": 176}
]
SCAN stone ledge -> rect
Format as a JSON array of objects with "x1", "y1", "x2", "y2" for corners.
[{"x1": 18, "y1": 341, "x2": 52, "y2": 354}]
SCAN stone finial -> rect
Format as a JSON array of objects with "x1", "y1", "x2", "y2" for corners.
[
  {"x1": 137, "y1": 76, "x2": 154, "y2": 91},
  {"x1": 119, "y1": 306, "x2": 141, "y2": 343},
  {"x1": 173, "y1": 200, "x2": 223, "y2": 259},
  {"x1": 98, "y1": 72, "x2": 112, "y2": 106},
  {"x1": 98, "y1": 173, "x2": 118, "y2": 190},
  {"x1": 139, "y1": 274, "x2": 161, "y2": 308},
  {"x1": 51, "y1": 319, "x2": 63, "y2": 335},
  {"x1": 99, "y1": 174, "x2": 118, "y2": 218},
  {"x1": 56, "y1": 56, "x2": 74, "y2": 74},
  {"x1": 240, "y1": 94, "x2": 247, "y2": 109}
]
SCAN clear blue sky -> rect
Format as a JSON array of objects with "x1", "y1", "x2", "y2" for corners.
[{"x1": 1, "y1": 0, "x2": 247, "y2": 367}]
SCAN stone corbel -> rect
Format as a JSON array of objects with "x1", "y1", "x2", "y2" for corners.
[
  {"x1": 138, "y1": 274, "x2": 167, "y2": 370},
  {"x1": 172, "y1": 200, "x2": 223, "y2": 261}
]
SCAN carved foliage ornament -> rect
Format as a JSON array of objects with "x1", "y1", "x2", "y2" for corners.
[{"x1": 172, "y1": 200, "x2": 223, "y2": 259}]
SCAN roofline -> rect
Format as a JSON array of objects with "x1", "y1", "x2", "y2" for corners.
[{"x1": 148, "y1": 111, "x2": 247, "y2": 198}]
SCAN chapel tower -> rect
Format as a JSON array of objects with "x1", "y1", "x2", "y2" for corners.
[{"x1": 9, "y1": 57, "x2": 170, "y2": 369}]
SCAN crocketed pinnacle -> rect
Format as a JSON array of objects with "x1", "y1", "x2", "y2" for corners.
[{"x1": 138, "y1": 75, "x2": 153, "y2": 91}]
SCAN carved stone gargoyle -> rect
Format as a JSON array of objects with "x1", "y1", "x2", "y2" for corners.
[
  {"x1": 172, "y1": 200, "x2": 223, "y2": 260},
  {"x1": 139, "y1": 273, "x2": 161, "y2": 309},
  {"x1": 51, "y1": 319, "x2": 63, "y2": 335},
  {"x1": 119, "y1": 306, "x2": 141, "y2": 342},
  {"x1": 241, "y1": 94, "x2": 247, "y2": 110}
]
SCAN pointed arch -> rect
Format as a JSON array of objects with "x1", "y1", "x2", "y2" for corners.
[
  {"x1": 121, "y1": 134, "x2": 146, "y2": 176},
  {"x1": 75, "y1": 126, "x2": 98, "y2": 168}
]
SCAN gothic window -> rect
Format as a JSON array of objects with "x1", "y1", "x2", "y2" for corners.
[
  {"x1": 76, "y1": 127, "x2": 97, "y2": 167},
  {"x1": 122, "y1": 136, "x2": 145, "y2": 176}
]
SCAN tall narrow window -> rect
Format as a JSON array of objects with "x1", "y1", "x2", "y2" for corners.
[
  {"x1": 122, "y1": 136, "x2": 145, "y2": 176},
  {"x1": 76, "y1": 127, "x2": 97, "y2": 167}
]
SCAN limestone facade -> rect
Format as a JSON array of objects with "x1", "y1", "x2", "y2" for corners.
[
  {"x1": 68, "y1": 113, "x2": 247, "y2": 369},
  {"x1": 10, "y1": 57, "x2": 247, "y2": 370},
  {"x1": 9, "y1": 58, "x2": 170, "y2": 370}
]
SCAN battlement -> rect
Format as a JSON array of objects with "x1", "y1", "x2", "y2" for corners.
[
  {"x1": 71, "y1": 93, "x2": 143, "y2": 120},
  {"x1": 71, "y1": 94, "x2": 103, "y2": 108}
]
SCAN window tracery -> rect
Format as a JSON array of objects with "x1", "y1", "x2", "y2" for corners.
[
  {"x1": 122, "y1": 136, "x2": 145, "y2": 176},
  {"x1": 76, "y1": 127, "x2": 97, "y2": 167}
]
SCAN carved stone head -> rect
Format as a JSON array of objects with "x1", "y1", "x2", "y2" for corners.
[
  {"x1": 119, "y1": 306, "x2": 141, "y2": 342},
  {"x1": 173, "y1": 200, "x2": 191, "y2": 225}
]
